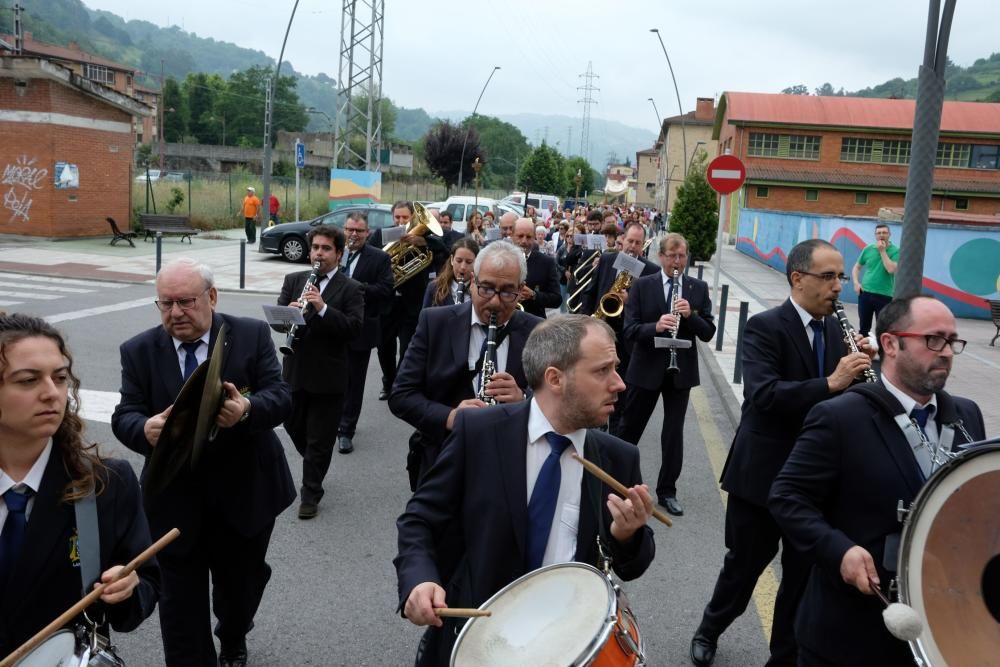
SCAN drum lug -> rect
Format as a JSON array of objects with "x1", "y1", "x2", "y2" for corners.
[{"x1": 896, "y1": 500, "x2": 909, "y2": 523}]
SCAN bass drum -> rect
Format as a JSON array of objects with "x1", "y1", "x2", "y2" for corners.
[
  {"x1": 450, "y1": 562, "x2": 644, "y2": 667},
  {"x1": 898, "y1": 443, "x2": 1000, "y2": 667}
]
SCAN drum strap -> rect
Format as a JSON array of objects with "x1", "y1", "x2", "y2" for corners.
[
  {"x1": 582, "y1": 432, "x2": 611, "y2": 573},
  {"x1": 74, "y1": 483, "x2": 101, "y2": 597}
]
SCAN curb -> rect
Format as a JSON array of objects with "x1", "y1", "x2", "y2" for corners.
[{"x1": 699, "y1": 341, "x2": 742, "y2": 432}]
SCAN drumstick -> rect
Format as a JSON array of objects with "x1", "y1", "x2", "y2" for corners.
[
  {"x1": 571, "y1": 453, "x2": 673, "y2": 527},
  {"x1": 435, "y1": 608, "x2": 492, "y2": 618},
  {"x1": 0, "y1": 528, "x2": 180, "y2": 667}
]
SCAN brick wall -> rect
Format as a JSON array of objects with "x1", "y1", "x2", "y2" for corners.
[
  {"x1": 747, "y1": 184, "x2": 999, "y2": 217},
  {"x1": 0, "y1": 79, "x2": 134, "y2": 237}
]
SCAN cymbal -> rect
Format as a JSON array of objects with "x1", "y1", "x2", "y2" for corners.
[{"x1": 193, "y1": 321, "x2": 229, "y2": 467}]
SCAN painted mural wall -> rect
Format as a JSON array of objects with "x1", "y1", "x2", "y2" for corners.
[{"x1": 736, "y1": 209, "x2": 1000, "y2": 320}]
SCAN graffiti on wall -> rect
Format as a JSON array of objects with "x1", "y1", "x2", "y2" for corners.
[{"x1": 2, "y1": 155, "x2": 48, "y2": 222}]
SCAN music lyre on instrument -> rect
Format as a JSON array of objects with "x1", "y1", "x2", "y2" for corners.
[
  {"x1": 571, "y1": 453, "x2": 672, "y2": 527},
  {"x1": 0, "y1": 528, "x2": 181, "y2": 667}
]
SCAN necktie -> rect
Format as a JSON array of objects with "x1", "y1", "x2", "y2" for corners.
[
  {"x1": 910, "y1": 407, "x2": 935, "y2": 477},
  {"x1": 0, "y1": 488, "x2": 34, "y2": 585},
  {"x1": 809, "y1": 320, "x2": 825, "y2": 377},
  {"x1": 344, "y1": 252, "x2": 358, "y2": 277},
  {"x1": 664, "y1": 278, "x2": 674, "y2": 307},
  {"x1": 181, "y1": 341, "x2": 201, "y2": 380},
  {"x1": 526, "y1": 432, "x2": 572, "y2": 571}
]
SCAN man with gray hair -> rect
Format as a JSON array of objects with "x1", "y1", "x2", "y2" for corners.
[
  {"x1": 511, "y1": 217, "x2": 563, "y2": 318},
  {"x1": 395, "y1": 314, "x2": 655, "y2": 666},
  {"x1": 390, "y1": 241, "x2": 543, "y2": 489},
  {"x1": 112, "y1": 257, "x2": 294, "y2": 667}
]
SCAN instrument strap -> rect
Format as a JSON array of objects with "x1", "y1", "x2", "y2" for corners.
[
  {"x1": 582, "y1": 432, "x2": 611, "y2": 574},
  {"x1": 74, "y1": 478, "x2": 101, "y2": 597}
]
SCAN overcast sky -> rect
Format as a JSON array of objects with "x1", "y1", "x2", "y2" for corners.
[{"x1": 84, "y1": 0, "x2": 998, "y2": 130}]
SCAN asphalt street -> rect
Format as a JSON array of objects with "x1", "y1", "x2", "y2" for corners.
[{"x1": 21, "y1": 285, "x2": 771, "y2": 666}]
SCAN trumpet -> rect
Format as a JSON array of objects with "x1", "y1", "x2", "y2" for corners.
[
  {"x1": 280, "y1": 261, "x2": 322, "y2": 356},
  {"x1": 385, "y1": 202, "x2": 443, "y2": 288},
  {"x1": 834, "y1": 300, "x2": 878, "y2": 383},
  {"x1": 667, "y1": 269, "x2": 681, "y2": 373}
]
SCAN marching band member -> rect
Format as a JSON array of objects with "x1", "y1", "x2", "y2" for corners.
[
  {"x1": 422, "y1": 238, "x2": 480, "y2": 308},
  {"x1": 0, "y1": 314, "x2": 159, "y2": 659},
  {"x1": 389, "y1": 241, "x2": 542, "y2": 490},
  {"x1": 336, "y1": 213, "x2": 394, "y2": 455},
  {"x1": 616, "y1": 233, "x2": 715, "y2": 517},
  {"x1": 769, "y1": 296, "x2": 984, "y2": 667},
  {"x1": 395, "y1": 315, "x2": 655, "y2": 666},
  {"x1": 277, "y1": 226, "x2": 364, "y2": 519},
  {"x1": 511, "y1": 218, "x2": 562, "y2": 318},
  {"x1": 113, "y1": 258, "x2": 294, "y2": 667}
]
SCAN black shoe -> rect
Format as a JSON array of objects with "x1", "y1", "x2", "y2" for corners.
[
  {"x1": 338, "y1": 435, "x2": 354, "y2": 454},
  {"x1": 298, "y1": 502, "x2": 318, "y2": 520},
  {"x1": 219, "y1": 639, "x2": 248, "y2": 667},
  {"x1": 690, "y1": 633, "x2": 717, "y2": 667},
  {"x1": 378, "y1": 388, "x2": 390, "y2": 401},
  {"x1": 660, "y1": 496, "x2": 684, "y2": 516}
]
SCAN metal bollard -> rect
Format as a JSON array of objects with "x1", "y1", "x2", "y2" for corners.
[
  {"x1": 733, "y1": 301, "x2": 749, "y2": 384},
  {"x1": 240, "y1": 240, "x2": 246, "y2": 290},
  {"x1": 715, "y1": 284, "x2": 729, "y2": 352},
  {"x1": 697, "y1": 265, "x2": 704, "y2": 281},
  {"x1": 155, "y1": 232, "x2": 162, "y2": 274}
]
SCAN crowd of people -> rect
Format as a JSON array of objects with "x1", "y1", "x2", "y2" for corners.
[{"x1": 0, "y1": 197, "x2": 986, "y2": 667}]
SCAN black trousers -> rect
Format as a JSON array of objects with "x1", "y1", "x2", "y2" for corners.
[
  {"x1": 285, "y1": 390, "x2": 345, "y2": 505},
  {"x1": 615, "y1": 375, "x2": 690, "y2": 499},
  {"x1": 339, "y1": 348, "x2": 373, "y2": 438},
  {"x1": 244, "y1": 218, "x2": 256, "y2": 243},
  {"x1": 857, "y1": 290, "x2": 892, "y2": 336},
  {"x1": 158, "y1": 515, "x2": 274, "y2": 666},
  {"x1": 697, "y1": 494, "x2": 810, "y2": 667},
  {"x1": 377, "y1": 298, "x2": 417, "y2": 390}
]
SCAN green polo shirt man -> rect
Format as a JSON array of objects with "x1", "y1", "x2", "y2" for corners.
[{"x1": 851, "y1": 223, "x2": 899, "y2": 335}]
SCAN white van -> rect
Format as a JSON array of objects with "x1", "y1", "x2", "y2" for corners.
[
  {"x1": 503, "y1": 192, "x2": 561, "y2": 220},
  {"x1": 428, "y1": 197, "x2": 524, "y2": 232}
]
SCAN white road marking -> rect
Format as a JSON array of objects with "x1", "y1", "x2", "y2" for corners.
[
  {"x1": 0, "y1": 300, "x2": 22, "y2": 306},
  {"x1": 79, "y1": 389, "x2": 120, "y2": 424},
  {"x1": 0, "y1": 280, "x2": 93, "y2": 293},
  {"x1": 0, "y1": 273, "x2": 131, "y2": 289},
  {"x1": 0, "y1": 291, "x2": 61, "y2": 300},
  {"x1": 46, "y1": 297, "x2": 153, "y2": 323}
]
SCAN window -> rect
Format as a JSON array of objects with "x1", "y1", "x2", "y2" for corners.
[
  {"x1": 855, "y1": 192, "x2": 869, "y2": 205},
  {"x1": 936, "y1": 142, "x2": 971, "y2": 168},
  {"x1": 645, "y1": 181, "x2": 656, "y2": 190},
  {"x1": 881, "y1": 140, "x2": 912, "y2": 165},
  {"x1": 970, "y1": 145, "x2": 1000, "y2": 170},
  {"x1": 83, "y1": 64, "x2": 115, "y2": 85},
  {"x1": 840, "y1": 138, "x2": 874, "y2": 162},
  {"x1": 955, "y1": 198, "x2": 969, "y2": 210},
  {"x1": 445, "y1": 204, "x2": 465, "y2": 221},
  {"x1": 787, "y1": 135, "x2": 821, "y2": 160},
  {"x1": 748, "y1": 133, "x2": 780, "y2": 157},
  {"x1": 756, "y1": 186, "x2": 769, "y2": 198},
  {"x1": 805, "y1": 189, "x2": 819, "y2": 202}
]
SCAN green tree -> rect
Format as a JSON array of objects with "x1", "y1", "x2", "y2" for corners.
[
  {"x1": 466, "y1": 116, "x2": 531, "y2": 189},
  {"x1": 669, "y1": 153, "x2": 718, "y2": 262},
  {"x1": 781, "y1": 84, "x2": 809, "y2": 95},
  {"x1": 518, "y1": 143, "x2": 564, "y2": 195},
  {"x1": 183, "y1": 72, "x2": 224, "y2": 144},
  {"x1": 161, "y1": 77, "x2": 186, "y2": 142},
  {"x1": 215, "y1": 66, "x2": 308, "y2": 147}
]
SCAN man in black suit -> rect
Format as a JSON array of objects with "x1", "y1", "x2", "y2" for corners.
[
  {"x1": 389, "y1": 241, "x2": 542, "y2": 488},
  {"x1": 689, "y1": 239, "x2": 874, "y2": 667},
  {"x1": 337, "y1": 212, "x2": 394, "y2": 454},
  {"x1": 278, "y1": 225, "x2": 364, "y2": 519},
  {"x1": 372, "y1": 201, "x2": 447, "y2": 400},
  {"x1": 395, "y1": 314, "x2": 656, "y2": 666},
  {"x1": 511, "y1": 217, "x2": 562, "y2": 317},
  {"x1": 617, "y1": 233, "x2": 715, "y2": 517},
  {"x1": 437, "y1": 210, "x2": 464, "y2": 252},
  {"x1": 112, "y1": 258, "x2": 295, "y2": 667},
  {"x1": 770, "y1": 296, "x2": 985, "y2": 667}
]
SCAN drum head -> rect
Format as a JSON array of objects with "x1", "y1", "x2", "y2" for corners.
[
  {"x1": 15, "y1": 629, "x2": 80, "y2": 666},
  {"x1": 899, "y1": 444, "x2": 1000, "y2": 666},
  {"x1": 451, "y1": 563, "x2": 616, "y2": 667}
]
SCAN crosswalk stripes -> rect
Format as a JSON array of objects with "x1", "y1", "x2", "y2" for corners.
[{"x1": 0, "y1": 271, "x2": 128, "y2": 307}]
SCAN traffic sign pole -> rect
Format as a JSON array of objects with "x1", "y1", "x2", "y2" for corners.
[
  {"x1": 706, "y1": 153, "x2": 746, "y2": 314},
  {"x1": 295, "y1": 139, "x2": 303, "y2": 223}
]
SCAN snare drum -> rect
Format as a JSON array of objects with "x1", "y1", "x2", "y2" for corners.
[
  {"x1": 897, "y1": 443, "x2": 1000, "y2": 667},
  {"x1": 13, "y1": 627, "x2": 125, "y2": 667},
  {"x1": 450, "y1": 562, "x2": 644, "y2": 667}
]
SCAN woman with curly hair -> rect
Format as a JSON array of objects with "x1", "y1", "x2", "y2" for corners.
[
  {"x1": 467, "y1": 210, "x2": 486, "y2": 245},
  {"x1": 422, "y1": 238, "x2": 480, "y2": 308},
  {"x1": 0, "y1": 313, "x2": 159, "y2": 659}
]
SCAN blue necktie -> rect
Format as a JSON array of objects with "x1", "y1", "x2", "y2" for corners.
[
  {"x1": 181, "y1": 341, "x2": 201, "y2": 380},
  {"x1": 526, "y1": 432, "x2": 572, "y2": 571},
  {"x1": 0, "y1": 488, "x2": 34, "y2": 585},
  {"x1": 809, "y1": 320, "x2": 825, "y2": 377},
  {"x1": 911, "y1": 406, "x2": 932, "y2": 436},
  {"x1": 665, "y1": 278, "x2": 674, "y2": 307}
]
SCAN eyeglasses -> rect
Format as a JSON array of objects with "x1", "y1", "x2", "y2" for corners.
[
  {"x1": 343, "y1": 227, "x2": 367, "y2": 235},
  {"x1": 888, "y1": 332, "x2": 967, "y2": 354},
  {"x1": 797, "y1": 270, "x2": 850, "y2": 284},
  {"x1": 155, "y1": 287, "x2": 210, "y2": 312},
  {"x1": 475, "y1": 280, "x2": 520, "y2": 303},
  {"x1": 662, "y1": 253, "x2": 687, "y2": 260}
]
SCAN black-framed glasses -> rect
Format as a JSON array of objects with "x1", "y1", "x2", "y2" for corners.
[
  {"x1": 888, "y1": 332, "x2": 967, "y2": 354},
  {"x1": 155, "y1": 287, "x2": 210, "y2": 312},
  {"x1": 475, "y1": 279, "x2": 520, "y2": 303},
  {"x1": 797, "y1": 270, "x2": 850, "y2": 284}
]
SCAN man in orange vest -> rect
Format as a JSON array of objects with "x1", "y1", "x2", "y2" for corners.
[{"x1": 242, "y1": 186, "x2": 262, "y2": 243}]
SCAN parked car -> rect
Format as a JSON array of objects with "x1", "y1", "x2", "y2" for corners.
[
  {"x1": 134, "y1": 169, "x2": 161, "y2": 182},
  {"x1": 163, "y1": 171, "x2": 190, "y2": 182},
  {"x1": 259, "y1": 204, "x2": 394, "y2": 262},
  {"x1": 428, "y1": 197, "x2": 524, "y2": 232}
]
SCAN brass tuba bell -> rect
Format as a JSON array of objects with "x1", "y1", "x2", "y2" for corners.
[{"x1": 384, "y1": 202, "x2": 444, "y2": 288}]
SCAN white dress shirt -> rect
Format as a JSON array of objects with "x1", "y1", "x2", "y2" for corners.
[
  {"x1": 0, "y1": 440, "x2": 53, "y2": 530},
  {"x1": 525, "y1": 399, "x2": 586, "y2": 566},
  {"x1": 882, "y1": 374, "x2": 940, "y2": 444},
  {"x1": 790, "y1": 297, "x2": 824, "y2": 348},
  {"x1": 172, "y1": 330, "x2": 211, "y2": 377},
  {"x1": 661, "y1": 270, "x2": 684, "y2": 304},
  {"x1": 468, "y1": 307, "x2": 511, "y2": 394},
  {"x1": 315, "y1": 268, "x2": 337, "y2": 318}
]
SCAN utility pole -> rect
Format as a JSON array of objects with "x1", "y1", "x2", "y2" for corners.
[
  {"x1": 333, "y1": 0, "x2": 385, "y2": 172},
  {"x1": 578, "y1": 61, "x2": 599, "y2": 164},
  {"x1": 567, "y1": 126, "x2": 573, "y2": 157},
  {"x1": 13, "y1": 3, "x2": 23, "y2": 54},
  {"x1": 158, "y1": 59, "x2": 165, "y2": 170}
]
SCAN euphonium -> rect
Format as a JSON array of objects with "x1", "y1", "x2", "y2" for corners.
[
  {"x1": 477, "y1": 312, "x2": 499, "y2": 405},
  {"x1": 667, "y1": 269, "x2": 682, "y2": 373},
  {"x1": 384, "y1": 202, "x2": 443, "y2": 288},
  {"x1": 833, "y1": 300, "x2": 878, "y2": 383},
  {"x1": 280, "y1": 260, "x2": 322, "y2": 356}
]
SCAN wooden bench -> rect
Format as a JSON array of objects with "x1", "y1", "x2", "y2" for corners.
[
  {"x1": 105, "y1": 216, "x2": 137, "y2": 247},
  {"x1": 988, "y1": 299, "x2": 1000, "y2": 347},
  {"x1": 139, "y1": 214, "x2": 199, "y2": 244}
]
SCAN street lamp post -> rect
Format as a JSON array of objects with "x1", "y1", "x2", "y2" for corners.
[
  {"x1": 687, "y1": 140, "x2": 706, "y2": 172},
  {"x1": 574, "y1": 169, "x2": 582, "y2": 202},
  {"x1": 647, "y1": 97, "x2": 661, "y2": 127},
  {"x1": 650, "y1": 28, "x2": 688, "y2": 172},
  {"x1": 472, "y1": 157, "x2": 482, "y2": 209},
  {"x1": 458, "y1": 66, "x2": 501, "y2": 191},
  {"x1": 663, "y1": 164, "x2": 678, "y2": 216}
]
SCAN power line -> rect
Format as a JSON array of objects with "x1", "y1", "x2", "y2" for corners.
[{"x1": 577, "y1": 61, "x2": 599, "y2": 164}]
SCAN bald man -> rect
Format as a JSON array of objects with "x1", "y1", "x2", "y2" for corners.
[
  {"x1": 511, "y1": 217, "x2": 562, "y2": 318},
  {"x1": 498, "y1": 212, "x2": 517, "y2": 241}
]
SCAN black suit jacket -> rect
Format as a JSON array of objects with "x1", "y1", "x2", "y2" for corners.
[
  {"x1": 112, "y1": 313, "x2": 295, "y2": 538},
  {"x1": 623, "y1": 272, "x2": 716, "y2": 390},
  {"x1": 388, "y1": 302, "x2": 542, "y2": 453},
  {"x1": 345, "y1": 244, "x2": 394, "y2": 350},
  {"x1": 0, "y1": 457, "x2": 159, "y2": 657},
  {"x1": 522, "y1": 251, "x2": 562, "y2": 318},
  {"x1": 394, "y1": 401, "x2": 656, "y2": 660},
  {"x1": 719, "y1": 299, "x2": 847, "y2": 507},
  {"x1": 278, "y1": 269, "x2": 364, "y2": 394},
  {"x1": 580, "y1": 252, "x2": 659, "y2": 320},
  {"x1": 769, "y1": 388, "x2": 985, "y2": 665}
]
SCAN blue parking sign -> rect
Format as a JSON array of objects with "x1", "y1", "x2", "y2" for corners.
[{"x1": 295, "y1": 142, "x2": 305, "y2": 169}]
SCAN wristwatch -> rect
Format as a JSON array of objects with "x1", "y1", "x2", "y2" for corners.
[{"x1": 238, "y1": 398, "x2": 252, "y2": 423}]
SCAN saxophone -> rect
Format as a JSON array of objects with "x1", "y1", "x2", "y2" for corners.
[
  {"x1": 833, "y1": 300, "x2": 878, "y2": 383},
  {"x1": 477, "y1": 313, "x2": 499, "y2": 405},
  {"x1": 667, "y1": 269, "x2": 681, "y2": 373}
]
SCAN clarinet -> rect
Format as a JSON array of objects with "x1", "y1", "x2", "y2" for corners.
[
  {"x1": 280, "y1": 261, "x2": 322, "y2": 356},
  {"x1": 477, "y1": 312, "x2": 498, "y2": 405},
  {"x1": 667, "y1": 269, "x2": 681, "y2": 373},
  {"x1": 455, "y1": 280, "x2": 467, "y2": 304},
  {"x1": 834, "y1": 300, "x2": 878, "y2": 383}
]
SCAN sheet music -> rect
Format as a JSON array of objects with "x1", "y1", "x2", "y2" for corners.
[
  {"x1": 613, "y1": 252, "x2": 645, "y2": 278},
  {"x1": 380, "y1": 225, "x2": 405, "y2": 244},
  {"x1": 262, "y1": 304, "x2": 305, "y2": 327},
  {"x1": 587, "y1": 234, "x2": 606, "y2": 250},
  {"x1": 486, "y1": 227, "x2": 501, "y2": 241},
  {"x1": 573, "y1": 233, "x2": 588, "y2": 248}
]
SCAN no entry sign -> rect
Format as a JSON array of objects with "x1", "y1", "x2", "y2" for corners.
[{"x1": 706, "y1": 155, "x2": 746, "y2": 195}]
